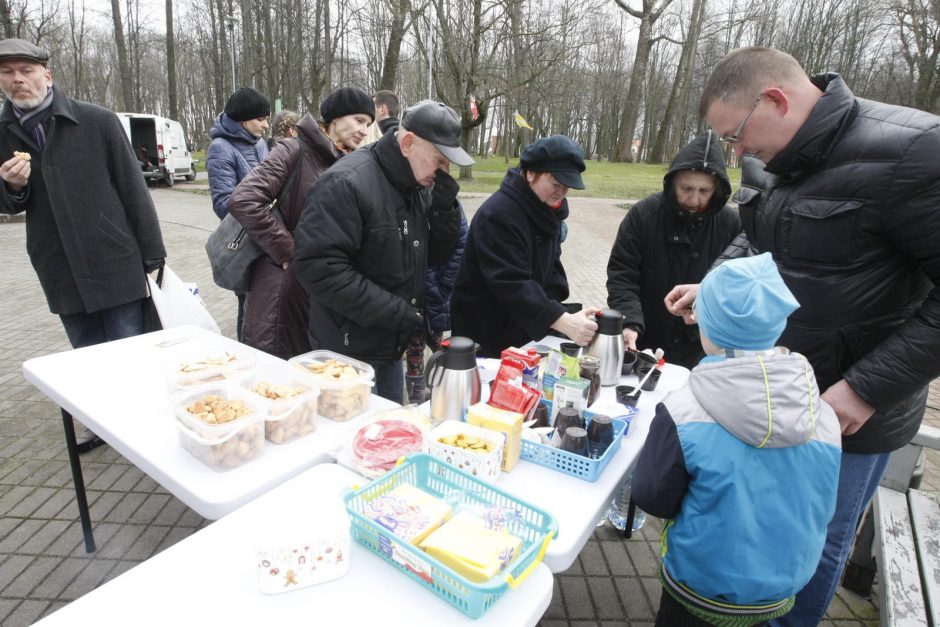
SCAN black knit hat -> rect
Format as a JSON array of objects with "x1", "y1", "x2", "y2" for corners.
[
  {"x1": 320, "y1": 87, "x2": 375, "y2": 125},
  {"x1": 520, "y1": 135, "x2": 586, "y2": 190},
  {"x1": 224, "y1": 87, "x2": 271, "y2": 122}
]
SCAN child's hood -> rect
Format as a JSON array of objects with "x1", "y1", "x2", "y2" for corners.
[{"x1": 687, "y1": 353, "x2": 840, "y2": 449}]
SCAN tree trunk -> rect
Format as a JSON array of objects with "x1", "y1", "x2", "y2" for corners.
[
  {"x1": 648, "y1": 0, "x2": 705, "y2": 163},
  {"x1": 166, "y1": 0, "x2": 178, "y2": 119},
  {"x1": 613, "y1": 13, "x2": 653, "y2": 162},
  {"x1": 110, "y1": 0, "x2": 135, "y2": 110},
  {"x1": 379, "y1": 0, "x2": 409, "y2": 91},
  {"x1": 0, "y1": 0, "x2": 11, "y2": 38}
]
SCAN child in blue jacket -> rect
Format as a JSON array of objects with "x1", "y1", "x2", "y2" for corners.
[{"x1": 632, "y1": 253, "x2": 841, "y2": 626}]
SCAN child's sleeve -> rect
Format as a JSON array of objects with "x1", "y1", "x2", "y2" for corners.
[{"x1": 632, "y1": 403, "x2": 689, "y2": 519}]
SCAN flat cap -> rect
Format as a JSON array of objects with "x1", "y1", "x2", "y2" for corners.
[
  {"x1": 520, "y1": 135, "x2": 586, "y2": 190},
  {"x1": 402, "y1": 100, "x2": 475, "y2": 166},
  {"x1": 0, "y1": 39, "x2": 50, "y2": 65}
]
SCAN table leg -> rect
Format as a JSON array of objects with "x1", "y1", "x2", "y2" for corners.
[
  {"x1": 623, "y1": 497, "x2": 637, "y2": 540},
  {"x1": 61, "y1": 409, "x2": 96, "y2": 553}
]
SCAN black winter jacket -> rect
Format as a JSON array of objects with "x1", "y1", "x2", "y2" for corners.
[
  {"x1": 736, "y1": 73, "x2": 940, "y2": 454},
  {"x1": 451, "y1": 168, "x2": 570, "y2": 357},
  {"x1": 292, "y1": 131, "x2": 429, "y2": 365},
  {"x1": 606, "y1": 131, "x2": 740, "y2": 368}
]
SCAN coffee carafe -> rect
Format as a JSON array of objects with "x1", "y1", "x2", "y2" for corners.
[
  {"x1": 426, "y1": 336, "x2": 481, "y2": 423},
  {"x1": 585, "y1": 309, "x2": 625, "y2": 386}
]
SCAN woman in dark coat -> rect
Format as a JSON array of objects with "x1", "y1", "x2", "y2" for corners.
[
  {"x1": 606, "y1": 130, "x2": 741, "y2": 369},
  {"x1": 451, "y1": 135, "x2": 599, "y2": 357},
  {"x1": 228, "y1": 88, "x2": 375, "y2": 359}
]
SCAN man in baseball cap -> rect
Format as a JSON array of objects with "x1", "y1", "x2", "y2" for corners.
[{"x1": 401, "y1": 100, "x2": 475, "y2": 168}]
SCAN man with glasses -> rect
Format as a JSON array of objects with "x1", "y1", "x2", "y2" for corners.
[
  {"x1": 606, "y1": 131, "x2": 741, "y2": 369},
  {"x1": 665, "y1": 46, "x2": 940, "y2": 626}
]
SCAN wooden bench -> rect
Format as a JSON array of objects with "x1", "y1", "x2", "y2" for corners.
[{"x1": 844, "y1": 425, "x2": 940, "y2": 626}]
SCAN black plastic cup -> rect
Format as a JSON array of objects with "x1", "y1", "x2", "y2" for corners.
[
  {"x1": 621, "y1": 350, "x2": 638, "y2": 376},
  {"x1": 586, "y1": 414, "x2": 614, "y2": 459},
  {"x1": 641, "y1": 368, "x2": 662, "y2": 392},
  {"x1": 531, "y1": 402, "x2": 550, "y2": 429},
  {"x1": 561, "y1": 426, "x2": 590, "y2": 457},
  {"x1": 555, "y1": 406, "x2": 584, "y2": 438},
  {"x1": 616, "y1": 385, "x2": 641, "y2": 407},
  {"x1": 559, "y1": 342, "x2": 582, "y2": 358},
  {"x1": 634, "y1": 351, "x2": 658, "y2": 376}
]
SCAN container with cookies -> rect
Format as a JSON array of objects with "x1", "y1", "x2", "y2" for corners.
[
  {"x1": 173, "y1": 385, "x2": 265, "y2": 471},
  {"x1": 428, "y1": 421, "x2": 504, "y2": 483},
  {"x1": 288, "y1": 350, "x2": 374, "y2": 422},
  {"x1": 237, "y1": 366, "x2": 320, "y2": 445},
  {"x1": 163, "y1": 338, "x2": 258, "y2": 391}
]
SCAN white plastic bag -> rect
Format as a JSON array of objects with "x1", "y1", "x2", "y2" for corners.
[{"x1": 147, "y1": 265, "x2": 221, "y2": 334}]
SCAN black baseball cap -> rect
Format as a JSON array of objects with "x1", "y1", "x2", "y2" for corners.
[
  {"x1": 401, "y1": 100, "x2": 475, "y2": 166},
  {"x1": 0, "y1": 39, "x2": 50, "y2": 66},
  {"x1": 520, "y1": 135, "x2": 587, "y2": 190}
]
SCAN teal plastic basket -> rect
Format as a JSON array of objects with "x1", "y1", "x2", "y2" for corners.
[
  {"x1": 343, "y1": 453, "x2": 557, "y2": 618},
  {"x1": 520, "y1": 413, "x2": 631, "y2": 481}
]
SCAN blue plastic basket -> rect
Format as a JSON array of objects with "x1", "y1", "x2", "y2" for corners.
[
  {"x1": 343, "y1": 453, "x2": 558, "y2": 618},
  {"x1": 520, "y1": 412, "x2": 632, "y2": 482}
]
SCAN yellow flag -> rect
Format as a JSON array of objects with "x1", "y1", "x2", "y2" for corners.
[{"x1": 514, "y1": 110, "x2": 534, "y2": 130}]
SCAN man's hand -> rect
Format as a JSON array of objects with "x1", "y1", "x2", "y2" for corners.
[
  {"x1": 0, "y1": 155, "x2": 30, "y2": 192},
  {"x1": 622, "y1": 328, "x2": 638, "y2": 351},
  {"x1": 431, "y1": 170, "x2": 459, "y2": 211},
  {"x1": 143, "y1": 258, "x2": 165, "y2": 273},
  {"x1": 551, "y1": 306, "x2": 602, "y2": 346},
  {"x1": 428, "y1": 170, "x2": 461, "y2": 266},
  {"x1": 822, "y1": 379, "x2": 877, "y2": 435},
  {"x1": 664, "y1": 283, "x2": 700, "y2": 325}
]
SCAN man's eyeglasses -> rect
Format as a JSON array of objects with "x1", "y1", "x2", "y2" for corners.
[{"x1": 718, "y1": 94, "x2": 763, "y2": 144}]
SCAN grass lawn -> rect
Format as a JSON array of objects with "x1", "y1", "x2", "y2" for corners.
[
  {"x1": 189, "y1": 149, "x2": 741, "y2": 202},
  {"x1": 451, "y1": 155, "x2": 741, "y2": 201}
]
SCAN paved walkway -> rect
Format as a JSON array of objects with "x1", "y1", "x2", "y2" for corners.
[{"x1": 0, "y1": 182, "x2": 936, "y2": 625}]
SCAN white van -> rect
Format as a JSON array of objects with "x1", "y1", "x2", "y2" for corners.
[{"x1": 117, "y1": 113, "x2": 195, "y2": 186}]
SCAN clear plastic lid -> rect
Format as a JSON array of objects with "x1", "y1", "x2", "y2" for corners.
[
  {"x1": 163, "y1": 338, "x2": 258, "y2": 390},
  {"x1": 172, "y1": 384, "x2": 265, "y2": 445},
  {"x1": 236, "y1": 365, "x2": 320, "y2": 419},
  {"x1": 288, "y1": 350, "x2": 375, "y2": 391}
]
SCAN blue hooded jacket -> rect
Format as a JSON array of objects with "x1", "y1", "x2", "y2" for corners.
[{"x1": 206, "y1": 112, "x2": 269, "y2": 218}]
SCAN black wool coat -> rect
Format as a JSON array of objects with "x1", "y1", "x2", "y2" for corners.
[
  {"x1": 451, "y1": 168, "x2": 570, "y2": 358},
  {"x1": 0, "y1": 85, "x2": 166, "y2": 315}
]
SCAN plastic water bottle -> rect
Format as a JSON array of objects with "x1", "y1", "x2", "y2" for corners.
[{"x1": 606, "y1": 473, "x2": 646, "y2": 531}]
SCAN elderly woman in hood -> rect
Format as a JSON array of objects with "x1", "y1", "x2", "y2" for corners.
[{"x1": 606, "y1": 131, "x2": 742, "y2": 369}]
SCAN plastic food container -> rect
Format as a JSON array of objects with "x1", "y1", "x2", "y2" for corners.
[
  {"x1": 288, "y1": 350, "x2": 374, "y2": 422},
  {"x1": 237, "y1": 366, "x2": 320, "y2": 445},
  {"x1": 173, "y1": 385, "x2": 265, "y2": 471},
  {"x1": 429, "y1": 421, "x2": 504, "y2": 483},
  {"x1": 256, "y1": 495, "x2": 350, "y2": 594},
  {"x1": 163, "y1": 338, "x2": 258, "y2": 391}
]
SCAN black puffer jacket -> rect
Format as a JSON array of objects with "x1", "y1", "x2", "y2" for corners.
[
  {"x1": 292, "y1": 130, "x2": 429, "y2": 365},
  {"x1": 451, "y1": 168, "x2": 570, "y2": 357},
  {"x1": 743, "y1": 73, "x2": 940, "y2": 454},
  {"x1": 606, "y1": 131, "x2": 740, "y2": 368}
]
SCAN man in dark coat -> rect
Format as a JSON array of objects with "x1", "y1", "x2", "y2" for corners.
[
  {"x1": 667, "y1": 46, "x2": 940, "y2": 626},
  {"x1": 451, "y1": 135, "x2": 600, "y2": 357},
  {"x1": 606, "y1": 130, "x2": 740, "y2": 369},
  {"x1": 293, "y1": 100, "x2": 471, "y2": 404},
  {"x1": 0, "y1": 39, "x2": 165, "y2": 449}
]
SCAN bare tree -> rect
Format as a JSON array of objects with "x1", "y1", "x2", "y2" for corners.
[
  {"x1": 110, "y1": 0, "x2": 135, "y2": 110},
  {"x1": 166, "y1": 0, "x2": 178, "y2": 119}
]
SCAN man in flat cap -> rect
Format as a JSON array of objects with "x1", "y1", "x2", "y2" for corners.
[
  {"x1": 293, "y1": 100, "x2": 471, "y2": 403},
  {"x1": 0, "y1": 38, "x2": 166, "y2": 450},
  {"x1": 451, "y1": 134, "x2": 600, "y2": 357}
]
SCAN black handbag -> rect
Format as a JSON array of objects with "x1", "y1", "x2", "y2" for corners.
[{"x1": 205, "y1": 140, "x2": 305, "y2": 292}]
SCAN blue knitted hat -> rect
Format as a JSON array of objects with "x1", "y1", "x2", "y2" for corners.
[{"x1": 696, "y1": 253, "x2": 799, "y2": 350}]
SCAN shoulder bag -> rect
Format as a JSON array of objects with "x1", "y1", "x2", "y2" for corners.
[{"x1": 205, "y1": 139, "x2": 305, "y2": 292}]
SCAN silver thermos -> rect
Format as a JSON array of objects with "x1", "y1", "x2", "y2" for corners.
[
  {"x1": 586, "y1": 309, "x2": 625, "y2": 386},
  {"x1": 426, "y1": 336, "x2": 481, "y2": 423}
]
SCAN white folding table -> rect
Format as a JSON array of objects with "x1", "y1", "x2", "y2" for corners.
[
  {"x1": 32, "y1": 464, "x2": 554, "y2": 627},
  {"x1": 22, "y1": 325, "x2": 398, "y2": 552}
]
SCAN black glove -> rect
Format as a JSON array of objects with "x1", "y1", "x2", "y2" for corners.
[
  {"x1": 428, "y1": 171, "x2": 460, "y2": 266},
  {"x1": 143, "y1": 258, "x2": 165, "y2": 273}
]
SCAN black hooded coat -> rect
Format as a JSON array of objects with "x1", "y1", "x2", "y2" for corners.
[{"x1": 606, "y1": 131, "x2": 741, "y2": 368}]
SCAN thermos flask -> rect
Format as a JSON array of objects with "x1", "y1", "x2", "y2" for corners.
[
  {"x1": 425, "y1": 336, "x2": 481, "y2": 423},
  {"x1": 585, "y1": 309, "x2": 625, "y2": 386}
]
